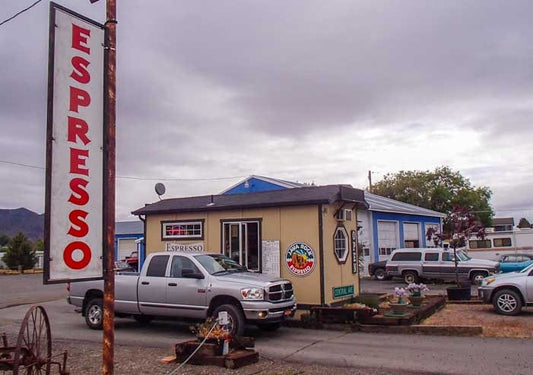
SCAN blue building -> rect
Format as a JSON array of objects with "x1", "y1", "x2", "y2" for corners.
[{"x1": 115, "y1": 221, "x2": 145, "y2": 270}]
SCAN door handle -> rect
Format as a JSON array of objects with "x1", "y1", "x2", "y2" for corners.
[
  {"x1": 141, "y1": 281, "x2": 149, "y2": 285},
  {"x1": 168, "y1": 283, "x2": 177, "y2": 287}
]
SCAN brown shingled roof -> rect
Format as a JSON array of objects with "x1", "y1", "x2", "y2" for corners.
[{"x1": 132, "y1": 184, "x2": 366, "y2": 216}]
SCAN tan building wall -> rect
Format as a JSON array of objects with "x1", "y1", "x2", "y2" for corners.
[{"x1": 143, "y1": 203, "x2": 359, "y2": 306}]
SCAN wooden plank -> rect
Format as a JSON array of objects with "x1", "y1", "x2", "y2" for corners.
[{"x1": 224, "y1": 350, "x2": 259, "y2": 369}]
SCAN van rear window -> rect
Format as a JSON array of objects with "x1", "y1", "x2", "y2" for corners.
[{"x1": 391, "y1": 252, "x2": 421, "y2": 261}]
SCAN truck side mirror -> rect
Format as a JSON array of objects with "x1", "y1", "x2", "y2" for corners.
[{"x1": 182, "y1": 268, "x2": 205, "y2": 279}]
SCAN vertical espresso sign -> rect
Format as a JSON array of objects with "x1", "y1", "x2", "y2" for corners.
[{"x1": 45, "y1": 3, "x2": 104, "y2": 283}]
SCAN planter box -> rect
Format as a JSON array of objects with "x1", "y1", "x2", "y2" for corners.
[{"x1": 447, "y1": 287, "x2": 471, "y2": 301}]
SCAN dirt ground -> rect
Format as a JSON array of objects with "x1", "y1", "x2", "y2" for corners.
[{"x1": 421, "y1": 302, "x2": 533, "y2": 338}]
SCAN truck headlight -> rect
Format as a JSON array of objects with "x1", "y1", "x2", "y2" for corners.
[{"x1": 241, "y1": 288, "x2": 264, "y2": 300}]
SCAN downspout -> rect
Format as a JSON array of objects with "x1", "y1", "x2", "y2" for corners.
[
  {"x1": 318, "y1": 204, "x2": 325, "y2": 306},
  {"x1": 139, "y1": 214, "x2": 146, "y2": 269}
]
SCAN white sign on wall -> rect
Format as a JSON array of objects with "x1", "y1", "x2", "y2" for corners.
[
  {"x1": 45, "y1": 4, "x2": 104, "y2": 283},
  {"x1": 165, "y1": 242, "x2": 205, "y2": 252},
  {"x1": 262, "y1": 240, "x2": 280, "y2": 277}
]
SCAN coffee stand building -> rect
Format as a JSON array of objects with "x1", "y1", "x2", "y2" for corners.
[{"x1": 132, "y1": 185, "x2": 367, "y2": 307}]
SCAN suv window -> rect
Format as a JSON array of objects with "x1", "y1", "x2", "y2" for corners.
[
  {"x1": 424, "y1": 253, "x2": 439, "y2": 261},
  {"x1": 391, "y1": 252, "x2": 421, "y2": 261},
  {"x1": 146, "y1": 255, "x2": 169, "y2": 277}
]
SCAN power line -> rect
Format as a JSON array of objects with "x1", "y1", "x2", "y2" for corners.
[
  {"x1": 0, "y1": 0, "x2": 43, "y2": 27},
  {"x1": 0, "y1": 159, "x2": 244, "y2": 182}
]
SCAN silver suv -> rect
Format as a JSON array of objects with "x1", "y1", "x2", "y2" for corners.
[
  {"x1": 478, "y1": 262, "x2": 533, "y2": 315},
  {"x1": 385, "y1": 247, "x2": 499, "y2": 285}
]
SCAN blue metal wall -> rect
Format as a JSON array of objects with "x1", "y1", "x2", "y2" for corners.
[
  {"x1": 371, "y1": 212, "x2": 441, "y2": 261},
  {"x1": 224, "y1": 177, "x2": 286, "y2": 194}
]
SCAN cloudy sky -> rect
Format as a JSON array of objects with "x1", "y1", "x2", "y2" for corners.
[{"x1": 1, "y1": 0, "x2": 532, "y2": 222}]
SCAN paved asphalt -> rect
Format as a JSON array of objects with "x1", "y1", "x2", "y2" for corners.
[{"x1": 0, "y1": 274, "x2": 530, "y2": 375}]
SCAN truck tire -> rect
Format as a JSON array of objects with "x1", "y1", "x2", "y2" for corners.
[
  {"x1": 374, "y1": 268, "x2": 387, "y2": 281},
  {"x1": 85, "y1": 298, "x2": 103, "y2": 330},
  {"x1": 403, "y1": 271, "x2": 419, "y2": 284},
  {"x1": 470, "y1": 271, "x2": 487, "y2": 286},
  {"x1": 492, "y1": 289, "x2": 523, "y2": 316},
  {"x1": 213, "y1": 304, "x2": 245, "y2": 336}
]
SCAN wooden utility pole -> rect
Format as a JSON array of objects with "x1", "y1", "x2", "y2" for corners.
[
  {"x1": 368, "y1": 170, "x2": 372, "y2": 192},
  {"x1": 102, "y1": 0, "x2": 117, "y2": 374}
]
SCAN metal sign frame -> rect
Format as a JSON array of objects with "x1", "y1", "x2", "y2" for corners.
[{"x1": 44, "y1": 2, "x2": 105, "y2": 284}]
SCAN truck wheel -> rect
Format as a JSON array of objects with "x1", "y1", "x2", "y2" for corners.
[
  {"x1": 403, "y1": 271, "x2": 419, "y2": 284},
  {"x1": 85, "y1": 298, "x2": 103, "y2": 330},
  {"x1": 133, "y1": 315, "x2": 153, "y2": 325},
  {"x1": 470, "y1": 271, "x2": 487, "y2": 286},
  {"x1": 213, "y1": 304, "x2": 245, "y2": 336},
  {"x1": 374, "y1": 268, "x2": 387, "y2": 281},
  {"x1": 493, "y1": 289, "x2": 522, "y2": 316}
]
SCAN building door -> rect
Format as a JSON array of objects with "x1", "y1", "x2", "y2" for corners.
[
  {"x1": 223, "y1": 221, "x2": 260, "y2": 271},
  {"x1": 377, "y1": 221, "x2": 399, "y2": 261}
]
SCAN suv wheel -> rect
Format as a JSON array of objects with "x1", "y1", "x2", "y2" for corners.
[
  {"x1": 403, "y1": 271, "x2": 419, "y2": 284},
  {"x1": 374, "y1": 268, "x2": 387, "y2": 281},
  {"x1": 470, "y1": 271, "x2": 487, "y2": 286},
  {"x1": 493, "y1": 289, "x2": 522, "y2": 315}
]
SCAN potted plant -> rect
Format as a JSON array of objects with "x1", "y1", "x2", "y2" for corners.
[
  {"x1": 426, "y1": 205, "x2": 486, "y2": 300},
  {"x1": 406, "y1": 283, "x2": 429, "y2": 307},
  {"x1": 388, "y1": 287, "x2": 410, "y2": 315}
]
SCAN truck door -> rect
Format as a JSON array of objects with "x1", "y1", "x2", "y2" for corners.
[
  {"x1": 166, "y1": 255, "x2": 208, "y2": 319},
  {"x1": 138, "y1": 255, "x2": 171, "y2": 316}
]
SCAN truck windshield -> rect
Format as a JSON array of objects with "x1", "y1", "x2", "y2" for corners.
[{"x1": 194, "y1": 254, "x2": 247, "y2": 275}]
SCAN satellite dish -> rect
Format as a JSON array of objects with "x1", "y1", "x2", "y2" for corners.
[{"x1": 155, "y1": 183, "x2": 166, "y2": 199}]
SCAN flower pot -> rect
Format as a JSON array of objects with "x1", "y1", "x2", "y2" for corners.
[
  {"x1": 447, "y1": 286, "x2": 471, "y2": 301},
  {"x1": 388, "y1": 302, "x2": 409, "y2": 315},
  {"x1": 409, "y1": 295, "x2": 425, "y2": 307}
]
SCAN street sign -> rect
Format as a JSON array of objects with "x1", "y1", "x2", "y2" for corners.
[{"x1": 44, "y1": 3, "x2": 105, "y2": 283}]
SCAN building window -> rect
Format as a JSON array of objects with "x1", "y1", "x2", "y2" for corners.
[
  {"x1": 424, "y1": 223, "x2": 440, "y2": 247},
  {"x1": 379, "y1": 247, "x2": 395, "y2": 256},
  {"x1": 222, "y1": 221, "x2": 261, "y2": 272},
  {"x1": 162, "y1": 221, "x2": 203, "y2": 240},
  {"x1": 334, "y1": 227, "x2": 349, "y2": 263},
  {"x1": 493, "y1": 237, "x2": 512, "y2": 247},
  {"x1": 469, "y1": 240, "x2": 492, "y2": 249},
  {"x1": 377, "y1": 221, "x2": 399, "y2": 258}
]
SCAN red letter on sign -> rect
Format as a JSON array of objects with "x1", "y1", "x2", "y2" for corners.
[
  {"x1": 67, "y1": 210, "x2": 89, "y2": 237},
  {"x1": 70, "y1": 56, "x2": 90, "y2": 84},
  {"x1": 68, "y1": 178, "x2": 90, "y2": 206},
  {"x1": 72, "y1": 24, "x2": 91, "y2": 55},
  {"x1": 67, "y1": 116, "x2": 90, "y2": 145},
  {"x1": 70, "y1": 148, "x2": 89, "y2": 176},
  {"x1": 69, "y1": 87, "x2": 91, "y2": 113},
  {"x1": 64, "y1": 241, "x2": 91, "y2": 270}
]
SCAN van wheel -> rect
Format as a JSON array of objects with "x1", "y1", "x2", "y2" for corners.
[
  {"x1": 85, "y1": 298, "x2": 103, "y2": 330},
  {"x1": 470, "y1": 272, "x2": 487, "y2": 286},
  {"x1": 403, "y1": 271, "x2": 419, "y2": 284},
  {"x1": 374, "y1": 268, "x2": 387, "y2": 281},
  {"x1": 212, "y1": 304, "x2": 245, "y2": 336},
  {"x1": 493, "y1": 289, "x2": 522, "y2": 315}
]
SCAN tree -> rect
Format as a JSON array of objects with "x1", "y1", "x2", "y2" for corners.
[
  {"x1": 371, "y1": 166, "x2": 493, "y2": 227},
  {"x1": 0, "y1": 234, "x2": 9, "y2": 247},
  {"x1": 3, "y1": 232, "x2": 36, "y2": 271},
  {"x1": 517, "y1": 218, "x2": 532, "y2": 229},
  {"x1": 426, "y1": 206, "x2": 485, "y2": 287}
]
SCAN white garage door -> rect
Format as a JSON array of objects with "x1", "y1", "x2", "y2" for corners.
[
  {"x1": 377, "y1": 221, "x2": 399, "y2": 259},
  {"x1": 117, "y1": 238, "x2": 137, "y2": 261},
  {"x1": 403, "y1": 223, "x2": 420, "y2": 247}
]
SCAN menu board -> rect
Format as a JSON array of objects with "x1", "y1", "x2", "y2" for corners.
[{"x1": 262, "y1": 240, "x2": 280, "y2": 277}]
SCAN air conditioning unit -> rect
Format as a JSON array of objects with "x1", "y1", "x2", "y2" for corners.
[{"x1": 336, "y1": 209, "x2": 353, "y2": 221}]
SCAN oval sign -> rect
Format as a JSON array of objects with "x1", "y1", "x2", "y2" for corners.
[{"x1": 285, "y1": 242, "x2": 315, "y2": 276}]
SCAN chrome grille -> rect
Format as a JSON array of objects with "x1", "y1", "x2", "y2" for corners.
[{"x1": 266, "y1": 282, "x2": 294, "y2": 302}]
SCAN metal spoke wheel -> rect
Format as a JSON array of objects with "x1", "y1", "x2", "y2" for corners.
[
  {"x1": 13, "y1": 306, "x2": 52, "y2": 375},
  {"x1": 493, "y1": 289, "x2": 522, "y2": 316}
]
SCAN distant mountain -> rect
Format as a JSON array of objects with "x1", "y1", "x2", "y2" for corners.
[{"x1": 0, "y1": 208, "x2": 44, "y2": 242}]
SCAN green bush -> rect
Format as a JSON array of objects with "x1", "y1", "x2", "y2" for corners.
[{"x1": 3, "y1": 232, "x2": 36, "y2": 271}]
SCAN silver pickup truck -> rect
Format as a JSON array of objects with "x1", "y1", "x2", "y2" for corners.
[{"x1": 68, "y1": 252, "x2": 296, "y2": 335}]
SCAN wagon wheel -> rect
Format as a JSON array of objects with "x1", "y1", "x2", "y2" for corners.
[{"x1": 12, "y1": 306, "x2": 52, "y2": 375}]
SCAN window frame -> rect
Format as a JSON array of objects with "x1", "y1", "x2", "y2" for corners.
[
  {"x1": 333, "y1": 226, "x2": 349, "y2": 263},
  {"x1": 161, "y1": 219, "x2": 205, "y2": 241}
]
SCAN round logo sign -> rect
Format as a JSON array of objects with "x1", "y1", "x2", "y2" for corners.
[{"x1": 285, "y1": 242, "x2": 315, "y2": 276}]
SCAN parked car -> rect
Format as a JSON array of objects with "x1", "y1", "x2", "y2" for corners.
[
  {"x1": 68, "y1": 252, "x2": 296, "y2": 335},
  {"x1": 385, "y1": 247, "x2": 499, "y2": 285},
  {"x1": 478, "y1": 262, "x2": 533, "y2": 315},
  {"x1": 368, "y1": 260, "x2": 389, "y2": 280},
  {"x1": 498, "y1": 253, "x2": 533, "y2": 273}
]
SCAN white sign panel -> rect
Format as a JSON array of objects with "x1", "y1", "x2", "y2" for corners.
[
  {"x1": 45, "y1": 4, "x2": 104, "y2": 283},
  {"x1": 166, "y1": 242, "x2": 205, "y2": 252},
  {"x1": 262, "y1": 240, "x2": 280, "y2": 277}
]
